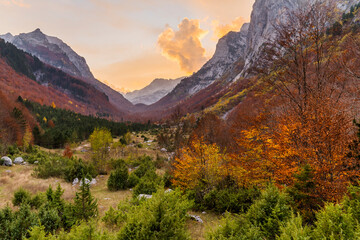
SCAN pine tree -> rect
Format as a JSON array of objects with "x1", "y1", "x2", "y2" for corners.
[{"x1": 73, "y1": 178, "x2": 98, "y2": 221}]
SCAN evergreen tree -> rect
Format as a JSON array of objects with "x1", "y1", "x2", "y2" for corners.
[{"x1": 73, "y1": 178, "x2": 98, "y2": 221}]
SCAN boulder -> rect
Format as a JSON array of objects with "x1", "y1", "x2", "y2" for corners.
[
  {"x1": 72, "y1": 178, "x2": 79, "y2": 186},
  {"x1": 90, "y1": 178, "x2": 97, "y2": 185},
  {"x1": 189, "y1": 214, "x2": 203, "y2": 223},
  {"x1": 14, "y1": 157, "x2": 24, "y2": 164},
  {"x1": 138, "y1": 194, "x2": 152, "y2": 200},
  {"x1": 1, "y1": 156, "x2": 12, "y2": 166}
]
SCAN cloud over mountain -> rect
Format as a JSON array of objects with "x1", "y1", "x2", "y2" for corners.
[{"x1": 158, "y1": 18, "x2": 208, "y2": 73}]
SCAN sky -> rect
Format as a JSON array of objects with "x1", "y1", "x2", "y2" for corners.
[{"x1": 0, "y1": 0, "x2": 255, "y2": 91}]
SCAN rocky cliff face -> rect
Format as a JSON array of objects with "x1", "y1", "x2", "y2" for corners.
[
  {"x1": 125, "y1": 78, "x2": 182, "y2": 105},
  {"x1": 150, "y1": 0, "x2": 358, "y2": 112},
  {"x1": 0, "y1": 28, "x2": 94, "y2": 80},
  {"x1": 0, "y1": 29, "x2": 133, "y2": 112},
  {"x1": 240, "y1": 0, "x2": 358, "y2": 76},
  {"x1": 151, "y1": 23, "x2": 250, "y2": 108}
]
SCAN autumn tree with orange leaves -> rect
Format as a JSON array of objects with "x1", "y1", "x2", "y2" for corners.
[
  {"x1": 249, "y1": 2, "x2": 360, "y2": 201},
  {"x1": 172, "y1": 136, "x2": 231, "y2": 191}
]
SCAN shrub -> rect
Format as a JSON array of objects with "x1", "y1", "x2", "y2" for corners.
[
  {"x1": 343, "y1": 184, "x2": 360, "y2": 222},
  {"x1": 38, "y1": 207, "x2": 61, "y2": 233},
  {"x1": 108, "y1": 165, "x2": 129, "y2": 191},
  {"x1": 277, "y1": 213, "x2": 311, "y2": 240},
  {"x1": 202, "y1": 187, "x2": 260, "y2": 214},
  {"x1": 64, "y1": 157, "x2": 97, "y2": 182},
  {"x1": 133, "y1": 155, "x2": 155, "y2": 178},
  {"x1": 102, "y1": 201, "x2": 133, "y2": 228},
  {"x1": 72, "y1": 178, "x2": 98, "y2": 221},
  {"x1": 127, "y1": 172, "x2": 140, "y2": 188},
  {"x1": 0, "y1": 204, "x2": 38, "y2": 240},
  {"x1": 12, "y1": 188, "x2": 31, "y2": 206},
  {"x1": 133, "y1": 171, "x2": 161, "y2": 196},
  {"x1": 117, "y1": 189, "x2": 192, "y2": 240},
  {"x1": 30, "y1": 192, "x2": 46, "y2": 209},
  {"x1": 312, "y1": 203, "x2": 355, "y2": 240},
  {"x1": 246, "y1": 184, "x2": 292, "y2": 239},
  {"x1": 206, "y1": 213, "x2": 263, "y2": 240}
]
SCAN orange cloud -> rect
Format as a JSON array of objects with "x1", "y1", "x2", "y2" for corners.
[
  {"x1": 212, "y1": 16, "x2": 247, "y2": 39},
  {"x1": 0, "y1": 0, "x2": 29, "y2": 7},
  {"x1": 158, "y1": 18, "x2": 208, "y2": 73}
]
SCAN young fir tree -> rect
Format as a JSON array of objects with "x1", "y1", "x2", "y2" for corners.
[{"x1": 73, "y1": 178, "x2": 98, "y2": 221}]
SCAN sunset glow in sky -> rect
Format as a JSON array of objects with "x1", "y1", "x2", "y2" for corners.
[{"x1": 0, "y1": 0, "x2": 255, "y2": 91}]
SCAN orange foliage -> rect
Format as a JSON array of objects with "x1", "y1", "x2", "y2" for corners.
[
  {"x1": 172, "y1": 136, "x2": 231, "y2": 190},
  {"x1": 63, "y1": 145, "x2": 73, "y2": 159}
]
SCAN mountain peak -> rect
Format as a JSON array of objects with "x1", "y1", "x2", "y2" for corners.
[{"x1": 33, "y1": 28, "x2": 42, "y2": 33}]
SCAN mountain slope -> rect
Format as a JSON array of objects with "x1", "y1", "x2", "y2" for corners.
[
  {"x1": 0, "y1": 29, "x2": 133, "y2": 112},
  {"x1": 148, "y1": 23, "x2": 249, "y2": 110},
  {"x1": 139, "y1": 0, "x2": 358, "y2": 120},
  {"x1": 0, "y1": 39, "x2": 122, "y2": 118},
  {"x1": 125, "y1": 78, "x2": 183, "y2": 105}
]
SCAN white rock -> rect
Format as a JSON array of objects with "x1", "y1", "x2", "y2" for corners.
[
  {"x1": 1, "y1": 156, "x2": 12, "y2": 166},
  {"x1": 13, "y1": 157, "x2": 24, "y2": 164},
  {"x1": 189, "y1": 215, "x2": 204, "y2": 224},
  {"x1": 138, "y1": 194, "x2": 152, "y2": 200},
  {"x1": 90, "y1": 178, "x2": 97, "y2": 185},
  {"x1": 72, "y1": 178, "x2": 79, "y2": 186}
]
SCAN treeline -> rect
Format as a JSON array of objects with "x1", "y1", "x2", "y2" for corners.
[{"x1": 22, "y1": 99, "x2": 154, "y2": 148}]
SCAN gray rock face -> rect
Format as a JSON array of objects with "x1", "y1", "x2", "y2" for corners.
[
  {"x1": 13, "y1": 157, "x2": 24, "y2": 164},
  {"x1": 240, "y1": 0, "x2": 358, "y2": 76},
  {"x1": 125, "y1": 78, "x2": 183, "y2": 105},
  {"x1": 0, "y1": 28, "x2": 94, "y2": 80},
  {"x1": 0, "y1": 29, "x2": 133, "y2": 112},
  {"x1": 154, "y1": 0, "x2": 358, "y2": 108},
  {"x1": 1, "y1": 156, "x2": 12, "y2": 166},
  {"x1": 169, "y1": 23, "x2": 250, "y2": 99}
]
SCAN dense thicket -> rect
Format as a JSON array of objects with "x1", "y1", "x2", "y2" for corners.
[{"x1": 23, "y1": 100, "x2": 154, "y2": 148}]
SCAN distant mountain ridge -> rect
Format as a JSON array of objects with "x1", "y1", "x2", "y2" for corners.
[
  {"x1": 125, "y1": 78, "x2": 183, "y2": 105},
  {"x1": 0, "y1": 29, "x2": 133, "y2": 112}
]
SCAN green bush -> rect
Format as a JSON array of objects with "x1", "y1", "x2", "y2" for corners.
[
  {"x1": 12, "y1": 188, "x2": 31, "y2": 206},
  {"x1": 133, "y1": 155, "x2": 155, "y2": 178},
  {"x1": 133, "y1": 171, "x2": 161, "y2": 196},
  {"x1": 108, "y1": 165, "x2": 129, "y2": 191},
  {"x1": 117, "y1": 189, "x2": 192, "y2": 240},
  {"x1": 64, "y1": 157, "x2": 97, "y2": 182},
  {"x1": 102, "y1": 201, "x2": 133, "y2": 228},
  {"x1": 343, "y1": 184, "x2": 360, "y2": 222},
  {"x1": 127, "y1": 172, "x2": 140, "y2": 188},
  {"x1": 26, "y1": 222, "x2": 114, "y2": 240},
  {"x1": 312, "y1": 203, "x2": 355, "y2": 240},
  {"x1": 0, "y1": 204, "x2": 38, "y2": 240},
  {"x1": 206, "y1": 213, "x2": 263, "y2": 240},
  {"x1": 38, "y1": 207, "x2": 61, "y2": 233},
  {"x1": 246, "y1": 184, "x2": 292, "y2": 240},
  {"x1": 30, "y1": 192, "x2": 46, "y2": 209},
  {"x1": 277, "y1": 213, "x2": 311, "y2": 240},
  {"x1": 202, "y1": 187, "x2": 260, "y2": 214}
]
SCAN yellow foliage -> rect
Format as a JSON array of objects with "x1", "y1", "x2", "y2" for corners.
[{"x1": 172, "y1": 137, "x2": 230, "y2": 190}]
